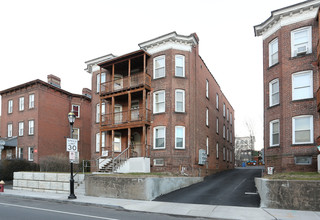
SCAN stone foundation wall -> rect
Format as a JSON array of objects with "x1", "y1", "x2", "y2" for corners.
[
  {"x1": 255, "y1": 178, "x2": 320, "y2": 211},
  {"x1": 13, "y1": 172, "x2": 84, "y2": 194},
  {"x1": 85, "y1": 175, "x2": 203, "y2": 200}
]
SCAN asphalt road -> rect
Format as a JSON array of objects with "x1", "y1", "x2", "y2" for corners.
[
  {"x1": 154, "y1": 167, "x2": 263, "y2": 207},
  {"x1": 0, "y1": 196, "x2": 209, "y2": 220}
]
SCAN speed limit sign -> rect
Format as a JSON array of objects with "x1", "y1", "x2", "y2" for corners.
[{"x1": 66, "y1": 138, "x2": 78, "y2": 152}]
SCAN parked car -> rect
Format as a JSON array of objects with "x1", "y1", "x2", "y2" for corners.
[{"x1": 247, "y1": 160, "x2": 257, "y2": 166}]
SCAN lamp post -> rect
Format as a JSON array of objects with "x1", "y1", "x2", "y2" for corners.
[{"x1": 68, "y1": 111, "x2": 77, "y2": 199}]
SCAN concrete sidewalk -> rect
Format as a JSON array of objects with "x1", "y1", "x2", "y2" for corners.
[{"x1": 1, "y1": 188, "x2": 320, "y2": 220}]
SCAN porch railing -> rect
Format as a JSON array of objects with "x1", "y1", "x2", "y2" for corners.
[
  {"x1": 112, "y1": 146, "x2": 130, "y2": 172},
  {"x1": 101, "y1": 73, "x2": 151, "y2": 94},
  {"x1": 101, "y1": 109, "x2": 151, "y2": 126}
]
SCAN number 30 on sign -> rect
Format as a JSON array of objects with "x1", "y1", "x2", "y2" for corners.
[{"x1": 66, "y1": 138, "x2": 78, "y2": 152}]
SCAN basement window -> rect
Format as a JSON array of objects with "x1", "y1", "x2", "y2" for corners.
[
  {"x1": 294, "y1": 156, "x2": 312, "y2": 165},
  {"x1": 153, "y1": 158, "x2": 164, "y2": 166}
]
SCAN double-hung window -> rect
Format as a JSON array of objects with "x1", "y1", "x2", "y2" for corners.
[
  {"x1": 19, "y1": 122, "x2": 24, "y2": 136},
  {"x1": 269, "y1": 38, "x2": 278, "y2": 66},
  {"x1": 206, "y1": 137, "x2": 209, "y2": 155},
  {"x1": 72, "y1": 105, "x2": 80, "y2": 118},
  {"x1": 154, "y1": 126, "x2": 166, "y2": 149},
  {"x1": 206, "y1": 108, "x2": 209, "y2": 126},
  {"x1": 269, "y1": 79, "x2": 280, "y2": 106},
  {"x1": 19, "y1": 97, "x2": 24, "y2": 111},
  {"x1": 216, "y1": 118, "x2": 219, "y2": 134},
  {"x1": 28, "y1": 147, "x2": 34, "y2": 161},
  {"x1": 291, "y1": 26, "x2": 312, "y2": 57},
  {"x1": 292, "y1": 71, "x2": 313, "y2": 100},
  {"x1": 175, "y1": 126, "x2": 185, "y2": 149},
  {"x1": 292, "y1": 115, "x2": 313, "y2": 144},
  {"x1": 216, "y1": 143, "x2": 219, "y2": 159},
  {"x1": 175, "y1": 89, "x2": 185, "y2": 112},
  {"x1": 216, "y1": 94, "x2": 219, "y2": 109},
  {"x1": 154, "y1": 55, "x2": 165, "y2": 79},
  {"x1": 8, "y1": 123, "x2": 12, "y2": 137},
  {"x1": 175, "y1": 55, "x2": 185, "y2": 77},
  {"x1": 113, "y1": 133, "x2": 121, "y2": 152},
  {"x1": 223, "y1": 103, "x2": 226, "y2": 117},
  {"x1": 96, "y1": 73, "x2": 106, "y2": 93},
  {"x1": 206, "y1": 80, "x2": 209, "y2": 98},
  {"x1": 29, "y1": 94, "x2": 35, "y2": 109},
  {"x1": 153, "y1": 90, "x2": 165, "y2": 113},
  {"x1": 96, "y1": 103, "x2": 106, "y2": 123},
  {"x1": 28, "y1": 120, "x2": 34, "y2": 135},
  {"x1": 8, "y1": 100, "x2": 13, "y2": 114},
  {"x1": 270, "y1": 119, "x2": 280, "y2": 147}
]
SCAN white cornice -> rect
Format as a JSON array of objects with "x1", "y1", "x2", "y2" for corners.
[
  {"x1": 84, "y1": 54, "x2": 116, "y2": 73},
  {"x1": 254, "y1": 0, "x2": 320, "y2": 39},
  {"x1": 139, "y1": 32, "x2": 198, "y2": 54}
]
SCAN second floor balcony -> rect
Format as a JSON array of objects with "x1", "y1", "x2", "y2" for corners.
[{"x1": 101, "y1": 108, "x2": 151, "y2": 129}]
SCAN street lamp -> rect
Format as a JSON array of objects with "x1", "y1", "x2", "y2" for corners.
[{"x1": 68, "y1": 111, "x2": 77, "y2": 199}]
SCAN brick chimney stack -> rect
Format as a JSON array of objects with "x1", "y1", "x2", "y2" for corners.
[{"x1": 47, "y1": 74, "x2": 61, "y2": 88}]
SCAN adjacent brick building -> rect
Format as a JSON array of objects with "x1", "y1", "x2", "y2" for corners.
[
  {"x1": 254, "y1": 0, "x2": 320, "y2": 172},
  {"x1": 0, "y1": 75, "x2": 91, "y2": 163},
  {"x1": 85, "y1": 32, "x2": 235, "y2": 176}
]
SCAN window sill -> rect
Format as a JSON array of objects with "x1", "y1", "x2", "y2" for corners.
[
  {"x1": 153, "y1": 112, "x2": 166, "y2": 115},
  {"x1": 174, "y1": 76, "x2": 186, "y2": 79},
  {"x1": 175, "y1": 148, "x2": 186, "y2": 150},
  {"x1": 289, "y1": 53, "x2": 312, "y2": 60},
  {"x1": 267, "y1": 103, "x2": 280, "y2": 109},
  {"x1": 291, "y1": 143, "x2": 314, "y2": 147},
  {"x1": 175, "y1": 111, "x2": 186, "y2": 114},
  {"x1": 268, "y1": 145, "x2": 280, "y2": 149},
  {"x1": 152, "y1": 148, "x2": 166, "y2": 150},
  {"x1": 152, "y1": 76, "x2": 166, "y2": 81},
  {"x1": 267, "y1": 62, "x2": 279, "y2": 70},
  {"x1": 291, "y1": 98, "x2": 314, "y2": 103}
]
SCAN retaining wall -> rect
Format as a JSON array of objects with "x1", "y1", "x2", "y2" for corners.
[
  {"x1": 85, "y1": 175, "x2": 203, "y2": 200},
  {"x1": 13, "y1": 172, "x2": 84, "y2": 194},
  {"x1": 255, "y1": 178, "x2": 320, "y2": 211}
]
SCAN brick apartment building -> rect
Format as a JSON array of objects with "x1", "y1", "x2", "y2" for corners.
[
  {"x1": 85, "y1": 32, "x2": 235, "y2": 176},
  {"x1": 0, "y1": 75, "x2": 91, "y2": 163},
  {"x1": 254, "y1": 0, "x2": 320, "y2": 172}
]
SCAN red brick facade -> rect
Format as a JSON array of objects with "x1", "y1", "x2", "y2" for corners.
[
  {"x1": 255, "y1": 1, "x2": 320, "y2": 172},
  {"x1": 86, "y1": 32, "x2": 235, "y2": 176},
  {"x1": 0, "y1": 77, "x2": 91, "y2": 163}
]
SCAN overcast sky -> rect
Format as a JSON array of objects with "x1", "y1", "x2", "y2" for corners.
[{"x1": 0, "y1": 0, "x2": 304, "y2": 150}]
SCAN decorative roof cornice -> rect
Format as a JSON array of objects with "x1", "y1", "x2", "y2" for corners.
[
  {"x1": 84, "y1": 54, "x2": 116, "y2": 73},
  {"x1": 254, "y1": 0, "x2": 320, "y2": 39},
  {"x1": 138, "y1": 32, "x2": 199, "y2": 54}
]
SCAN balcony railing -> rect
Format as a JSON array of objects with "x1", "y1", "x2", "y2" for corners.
[
  {"x1": 101, "y1": 109, "x2": 151, "y2": 126},
  {"x1": 100, "y1": 73, "x2": 151, "y2": 95}
]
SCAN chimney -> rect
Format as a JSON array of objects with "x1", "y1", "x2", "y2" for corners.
[
  {"x1": 82, "y1": 88, "x2": 92, "y2": 98},
  {"x1": 47, "y1": 74, "x2": 61, "y2": 88}
]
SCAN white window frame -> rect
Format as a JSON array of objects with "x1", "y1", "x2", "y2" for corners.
[
  {"x1": 96, "y1": 103, "x2": 106, "y2": 123},
  {"x1": 294, "y1": 156, "x2": 312, "y2": 165},
  {"x1": 28, "y1": 120, "x2": 34, "y2": 135},
  {"x1": 8, "y1": 123, "x2": 13, "y2": 137},
  {"x1": 269, "y1": 38, "x2": 278, "y2": 66},
  {"x1": 153, "y1": 55, "x2": 165, "y2": 79},
  {"x1": 18, "y1": 147, "x2": 23, "y2": 159},
  {"x1": 28, "y1": 147, "x2": 34, "y2": 161},
  {"x1": 223, "y1": 147, "x2": 226, "y2": 161},
  {"x1": 216, "y1": 94, "x2": 219, "y2": 109},
  {"x1": 29, "y1": 94, "x2": 35, "y2": 109},
  {"x1": 270, "y1": 119, "x2": 280, "y2": 147},
  {"x1": 216, "y1": 118, "x2": 219, "y2": 134},
  {"x1": 175, "y1": 55, "x2": 185, "y2": 77},
  {"x1": 19, "y1": 97, "x2": 24, "y2": 111},
  {"x1": 73, "y1": 128, "x2": 80, "y2": 141},
  {"x1": 223, "y1": 103, "x2": 226, "y2": 117},
  {"x1": 269, "y1": 78, "x2": 280, "y2": 106},
  {"x1": 175, "y1": 126, "x2": 185, "y2": 149},
  {"x1": 216, "y1": 143, "x2": 219, "y2": 159},
  {"x1": 153, "y1": 90, "x2": 165, "y2": 114},
  {"x1": 72, "y1": 104, "x2": 80, "y2": 118},
  {"x1": 96, "y1": 133, "x2": 100, "y2": 152},
  {"x1": 227, "y1": 108, "x2": 229, "y2": 121},
  {"x1": 206, "y1": 79, "x2": 209, "y2": 98},
  {"x1": 153, "y1": 126, "x2": 166, "y2": 149},
  {"x1": 292, "y1": 115, "x2": 313, "y2": 144},
  {"x1": 175, "y1": 89, "x2": 185, "y2": 112},
  {"x1": 8, "y1": 100, "x2": 13, "y2": 114},
  {"x1": 291, "y1": 26, "x2": 312, "y2": 57},
  {"x1": 206, "y1": 137, "x2": 209, "y2": 155},
  {"x1": 230, "y1": 113, "x2": 233, "y2": 125},
  {"x1": 292, "y1": 71, "x2": 313, "y2": 101},
  {"x1": 223, "y1": 125, "x2": 226, "y2": 139},
  {"x1": 19, "y1": 122, "x2": 24, "y2": 136},
  {"x1": 206, "y1": 108, "x2": 209, "y2": 126}
]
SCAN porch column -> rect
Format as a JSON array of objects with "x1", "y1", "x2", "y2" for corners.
[
  {"x1": 128, "y1": 92, "x2": 131, "y2": 122},
  {"x1": 128, "y1": 128, "x2": 131, "y2": 158},
  {"x1": 111, "y1": 64, "x2": 115, "y2": 92},
  {"x1": 128, "y1": 59, "x2": 131, "y2": 88},
  {"x1": 143, "y1": 53, "x2": 146, "y2": 85},
  {"x1": 142, "y1": 89, "x2": 146, "y2": 121},
  {"x1": 111, "y1": 130, "x2": 115, "y2": 158},
  {"x1": 112, "y1": 96, "x2": 115, "y2": 125},
  {"x1": 142, "y1": 125, "x2": 146, "y2": 157}
]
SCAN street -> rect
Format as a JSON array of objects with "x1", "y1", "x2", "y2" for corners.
[
  {"x1": 155, "y1": 167, "x2": 263, "y2": 207},
  {"x1": 0, "y1": 196, "x2": 209, "y2": 220}
]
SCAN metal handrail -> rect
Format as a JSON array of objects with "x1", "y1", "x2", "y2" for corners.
[{"x1": 112, "y1": 146, "x2": 130, "y2": 172}]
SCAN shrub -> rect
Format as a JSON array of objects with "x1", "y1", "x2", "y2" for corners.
[
  {"x1": 39, "y1": 154, "x2": 70, "y2": 172},
  {"x1": 0, "y1": 159, "x2": 39, "y2": 181}
]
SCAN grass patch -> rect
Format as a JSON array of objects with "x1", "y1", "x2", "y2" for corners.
[{"x1": 266, "y1": 172, "x2": 320, "y2": 180}]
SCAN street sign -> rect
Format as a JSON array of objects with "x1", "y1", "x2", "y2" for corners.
[
  {"x1": 69, "y1": 151, "x2": 79, "y2": 164},
  {"x1": 66, "y1": 138, "x2": 78, "y2": 152}
]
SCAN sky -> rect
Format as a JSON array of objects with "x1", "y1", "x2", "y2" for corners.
[{"x1": 0, "y1": 0, "x2": 305, "y2": 150}]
